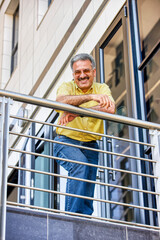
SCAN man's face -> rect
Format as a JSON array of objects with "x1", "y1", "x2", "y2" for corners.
[{"x1": 72, "y1": 60, "x2": 96, "y2": 93}]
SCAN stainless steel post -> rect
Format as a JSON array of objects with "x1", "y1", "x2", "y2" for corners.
[
  {"x1": 150, "y1": 130, "x2": 160, "y2": 227},
  {"x1": 0, "y1": 98, "x2": 5, "y2": 193},
  {"x1": 0, "y1": 97, "x2": 11, "y2": 240},
  {"x1": 0, "y1": 97, "x2": 5, "y2": 240}
]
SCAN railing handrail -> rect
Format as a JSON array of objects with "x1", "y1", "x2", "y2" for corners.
[
  {"x1": 0, "y1": 89, "x2": 160, "y2": 130},
  {"x1": 1, "y1": 91, "x2": 160, "y2": 232}
]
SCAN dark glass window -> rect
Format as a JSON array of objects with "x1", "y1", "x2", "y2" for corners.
[
  {"x1": 137, "y1": 0, "x2": 160, "y2": 124},
  {"x1": 11, "y1": 6, "x2": 19, "y2": 74},
  {"x1": 48, "y1": 0, "x2": 52, "y2": 7}
]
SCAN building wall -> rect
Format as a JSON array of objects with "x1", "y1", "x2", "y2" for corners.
[
  {"x1": 6, "y1": 206, "x2": 160, "y2": 240},
  {"x1": 0, "y1": 0, "x2": 126, "y2": 171},
  {"x1": 0, "y1": 0, "x2": 125, "y2": 117},
  {"x1": 1, "y1": 0, "x2": 160, "y2": 226},
  {"x1": 0, "y1": 0, "x2": 126, "y2": 212}
]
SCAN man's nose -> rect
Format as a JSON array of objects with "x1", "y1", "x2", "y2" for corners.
[{"x1": 79, "y1": 71, "x2": 86, "y2": 78}]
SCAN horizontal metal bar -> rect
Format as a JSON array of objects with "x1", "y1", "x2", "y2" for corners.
[
  {"x1": 9, "y1": 165, "x2": 159, "y2": 195},
  {"x1": 9, "y1": 132, "x2": 157, "y2": 163},
  {"x1": 10, "y1": 115, "x2": 155, "y2": 147},
  {"x1": 7, "y1": 183, "x2": 160, "y2": 212},
  {"x1": 7, "y1": 201, "x2": 160, "y2": 230},
  {"x1": 0, "y1": 90, "x2": 160, "y2": 130},
  {"x1": 138, "y1": 40, "x2": 160, "y2": 70},
  {"x1": 9, "y1": 148, "x2": 157, "y2": 179}
]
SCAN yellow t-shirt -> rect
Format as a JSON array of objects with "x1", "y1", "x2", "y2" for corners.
[{"x1": 56, "y1": 81, "x2": 114, "y2": 141}]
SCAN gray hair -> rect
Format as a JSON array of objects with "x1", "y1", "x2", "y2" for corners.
[{"x1": 70, "y1": 53, "x2": 96, "y2": 70}]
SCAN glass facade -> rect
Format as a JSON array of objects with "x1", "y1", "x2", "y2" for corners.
[
  {"x1": 98, "y1": 9, "x2": 134, "y2": 222},
  {"x1": 137, "y1": 0, "x2": 160, "y2": 124},
  {"x1": 96, "y1": 0, "x2": 159, "y2": 224}
]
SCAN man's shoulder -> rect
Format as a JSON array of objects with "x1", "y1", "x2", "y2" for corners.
[
  {"x1": 57, "y1": 80, "x2": 75, "y2": 95},
  {"x1": 93, "y1": 82, "x2": 107, "y2": 90},
  {"x1": 93, "y1": 82, "x2": 106, "y2": 86},
  {"x1": 58, "y1": 80, "x2": 75, "y2": 89},
  {"x1": 60, "y1": 80, "x2": 74, "y2": 86}
]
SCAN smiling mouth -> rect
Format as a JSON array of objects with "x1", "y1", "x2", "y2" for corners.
[{"x1": 78, "y1": 77, "x2": 89, "y2": 81}]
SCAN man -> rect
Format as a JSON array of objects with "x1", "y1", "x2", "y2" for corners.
[{"x1": 53, "y1": 53, "x2": 115, "y2": 215}]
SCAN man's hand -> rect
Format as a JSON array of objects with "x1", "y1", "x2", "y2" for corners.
[
  {"x1": 91, "y1": 94, "x2": 113, "y2": 108},
  {"x1": 57, "y1": 94, "x2": 115, "y2": 120},
  {"x1": 91, "y1": 100, "x2": 115, "y2": 114},
  {"x1": 57, "y1": 94, "x2": 114, "y2": 109},
  {"x1": 59, "y1": 111, "x2": 78, "y2": 126}
]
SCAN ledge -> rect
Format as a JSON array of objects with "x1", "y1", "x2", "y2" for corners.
[{"x1": 6, "y1": 206, "x2": 160, "y2": 240}]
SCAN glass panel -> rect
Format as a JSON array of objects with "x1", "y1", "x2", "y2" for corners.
[
  {"x1": 103, "y1": 25, "x2": 128, "y2": 131},
  {"x1": 102, "y1": 24, "x2": 134, "y2": 222},
  {"x1": 34, "y1": 150, "x2": 50, "y2": 208},
  {"x1": 137, "y1": 0, "x2": 160, "y2": 123},
  {"x1": 144, "y1": 51, "x2": 160, "y2": 123},
  {"x1": 137, "y1": 0, "x2": 160, "y2": 53},
  {"x1": 11, "y1": 7, "x2": 19, "y2": 74},
  {"x1": 48, "y1": 0, "x2": 52, "y2": 6},
  {"x1": 13, "y1": 50, "x2": 18, "y2": 71},
  {"x1": 13, "y1": 8, "x2": 19, "y2": 48}
]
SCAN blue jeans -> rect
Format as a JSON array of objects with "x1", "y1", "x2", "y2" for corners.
[{"x1": 53, "y1": 135, "x2": 99, "y2": 215}]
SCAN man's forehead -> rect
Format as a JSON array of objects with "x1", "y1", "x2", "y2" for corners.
[{"x1": 73, "y1": 59, "x2": 92, "y2": 69}]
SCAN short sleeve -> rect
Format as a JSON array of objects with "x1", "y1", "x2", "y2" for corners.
[
  {"x1": 57, "y1": 82, "x2": 73, "y2": 96},
  {"x1": 99, "y1": 83, "x2": 115, "y2": 103},
  {"x1": 56, "y1": 82, "x2": 74, "y2": 113}
]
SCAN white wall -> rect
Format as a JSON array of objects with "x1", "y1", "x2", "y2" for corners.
[
  {"x1": 0, "y1": 0, "x2": 126, "y2": 169},
  {"x1": 0, "y1": 0, "x2": 125, "y2": 213}
]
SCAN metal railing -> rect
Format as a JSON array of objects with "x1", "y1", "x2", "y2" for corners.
[{"x1": 0, "y1": 90, "x2": 160, "y2": 240}]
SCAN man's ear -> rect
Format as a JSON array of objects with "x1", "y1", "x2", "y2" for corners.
[{"x1": 93, "y1": 68, "x2": 96, "y2": 77}]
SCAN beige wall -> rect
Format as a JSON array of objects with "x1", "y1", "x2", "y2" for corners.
[
  {"x1": 0, "y1": 0, "x2": 125, "y2": 100},
  {"x1": 0, "y1": 0, "x2": 126, "y2": 211},
  {"x1": 0, "y1": 0, "x2": 126, "y2": 169}
]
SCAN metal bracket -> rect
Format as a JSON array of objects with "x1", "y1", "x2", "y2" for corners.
[{"x1": 149, "y1": 129, "x2": 160, "y2": 228}]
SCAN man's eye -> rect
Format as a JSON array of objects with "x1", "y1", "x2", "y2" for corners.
[
  {"x1": 74, "y1": 71, "x2": 81, "y2": 75},
  {"x1": 83, "y1": 69, "x2": 91, "y2": 74},
  {"x1": 74, "y1": 69, "x2": 92, "y2": 75}
]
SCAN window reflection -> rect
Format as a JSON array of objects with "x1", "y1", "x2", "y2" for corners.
[
  {"x1": 103, "y1": 25, "x2": 128, "y2": 137},
  {"x1": 102, "y1": 23, "x2": 133, "y2": 222},
  {"x1": 137, "y1": 0, "x2": 160, "y2": 53},
  {"x1": 144, "y1": 51, "x2": 160, "y2": 123},
  {"x1": 11, "y1": 6, "x2": 19, "y2": 74},
  {"x1": 137, "y1": 0, "x2": 160, "y2": 123}
]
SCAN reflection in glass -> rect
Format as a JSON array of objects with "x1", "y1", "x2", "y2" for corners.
[
  {"x1": 103, "y1": 25, "x2": 127, "y2": 136},
  {"x1": 11, "y1": 7, "x2": 19, "y2": 74},
  {"x1": 34, "y1": 152, "x2": 50, "y2": 208},
  {"x1": 137, "y1": 0, "x2": 160, "y2": 123},
  {"x1": 102, "y1": 24, "x2": 133, "y2": 222},
  {"x1": 144, "y1": 51, "x2": 160, "y2": 123}
]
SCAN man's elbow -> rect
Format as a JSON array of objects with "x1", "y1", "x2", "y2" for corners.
[
  {"x1": 109, "y1": 104, "x2": 116, "y2": 114},
  {"x1": 56, "y1": 95, "x2": 64, "y2": 103},
  {"x1": 111, "y1": 108, "x2": 116, "y2": 114}
]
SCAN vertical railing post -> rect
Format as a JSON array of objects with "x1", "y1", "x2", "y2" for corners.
[
  {"x1": 0, "y1": 97, "x2": 5, "y2": 240},
  {"x1": 150, "y1": 129, "x2": 160, "y2": 227},
  {"x1": 0, "y1": 97, "x2": 12, "y2": 240}
]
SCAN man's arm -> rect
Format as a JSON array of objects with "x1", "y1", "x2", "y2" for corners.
[
  {"x1": 91, "y1": 101, "x2": 115, "y2": 114},
  {"x1": 58, "y1": 111, "x2": 78, "y2": 126},
  {"x1": 58, "y1": 95, "x2": 115, "y2": 125},
  {"x1": 58, "y1": 102, "x2": 115, "y2": 126},
  {"x1": 56, "y1": 94, "x2": 113, "y2": 107}
]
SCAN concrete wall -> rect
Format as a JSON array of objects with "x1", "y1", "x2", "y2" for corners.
[{"x1": 6, "y1": 206, "x2": 160, "y2": 240}]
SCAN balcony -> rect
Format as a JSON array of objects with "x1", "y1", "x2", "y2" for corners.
[{"x1": 0, "y1": 90, "x2": 160, "y2": 240}]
